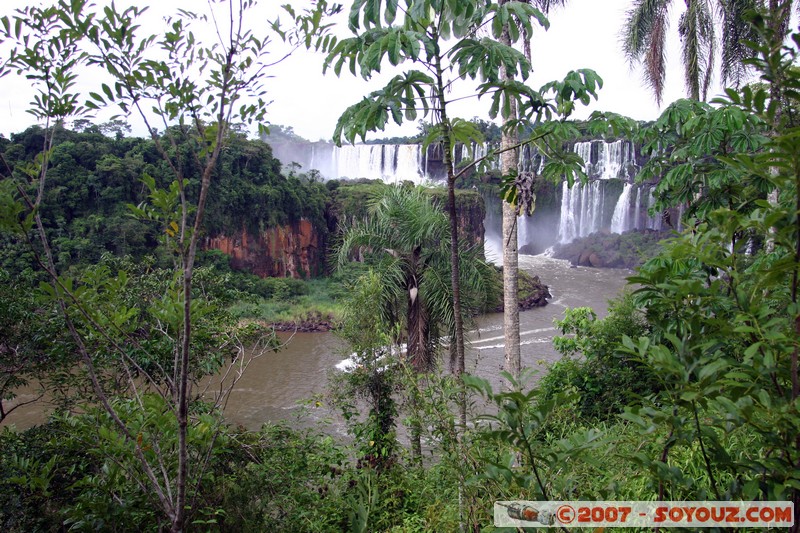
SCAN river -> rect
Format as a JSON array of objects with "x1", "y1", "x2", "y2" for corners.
[{"x1": 1, "y1": 255, "x2": 632, "y2": 432}]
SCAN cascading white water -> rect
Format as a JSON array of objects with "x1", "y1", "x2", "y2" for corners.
[
  {"x1": 610, "y1": 183, "x2": 633, "y2": 234},
  {"x1": 574, "y1": 141, "x2": 593, "y2": 176},
  {"x1": 332, "y1": 144, "x2": 426, "y2": 183},
  {"x1": 557, "y1": 180, "x2": 607, "y2": 244},
  {"x1": 471, "y1": 142, "x2": 499, "y2": 171},
  {"x1": 461, "y1": 143, "x2": 470, "y2": 163},
  {"x1": 597, "y1": 140, "x2": 634, "y2": 180},
  {"x1": 647, "y1": 188, "x2": 662, "y2": 230},
  {"x1": 557, "y1": 182, "x2": 578, "y2": 244},
  {"x1": 571, "y1": 139, "x2": 635, "y2": 181},
  {"x1": 552, "y1": 139, "x2": 644, "y2": 244},
  {"x1": 296, "y1": 139, "x2": 651, "y2": 249},
  {"x1": 396, "y1": 145, "x2": 423, "y2": 182},
  {"x1": 384, "y1": 144, "x2": 397, "y2": 177}
]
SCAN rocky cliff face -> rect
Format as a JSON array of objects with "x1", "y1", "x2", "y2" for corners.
[
  {"x1": 447, "y1": 191, "x2": 485, "y2": 250},
  {"x1": 203, "y1": 183, "x2": 486, "y2": 279},
  {"x1": 204, "y1": 218, "x2": 322, "y2": 279}
]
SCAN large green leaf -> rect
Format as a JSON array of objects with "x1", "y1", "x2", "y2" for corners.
[{"x1": 448, "y1": 37, "x2": 530, "y2": 82}]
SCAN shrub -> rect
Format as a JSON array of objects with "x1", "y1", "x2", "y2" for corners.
[{"x1": 541, "y1": 293, "x2": 659, "y2": 420}]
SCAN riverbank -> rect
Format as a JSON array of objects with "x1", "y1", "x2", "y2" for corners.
[
  {"x1": 229, "y1": 277, "x2": 345, "y2": 329},
  {"x1": 232, "y1": 268, "x2": 552, "y2": 332}
]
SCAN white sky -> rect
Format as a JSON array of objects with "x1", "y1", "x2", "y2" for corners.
[{"x1": 0, "y1": 0, "x2": 727, "y2": 143}]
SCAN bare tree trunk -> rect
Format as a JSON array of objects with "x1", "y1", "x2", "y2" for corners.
[
  {"x1": 766, "y1": 0, "x2": 790, "y2": 251},
  {"x1": 408, "y1": 378, "x2": 423, "y2": 463},
  {"x1": 432, "y1": 28, "x2": 468, "y2": 533},
  {"x1": 501, "y1": 0, "x2": 521, "y2": 389},
  {"x1": 502, "y1": 202, "x2": 520, "y2": 385},
  {"x1": 432, "y1": 32, "x2": 467, "y2": 429}
]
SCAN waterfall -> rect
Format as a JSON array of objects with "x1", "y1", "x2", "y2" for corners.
[
  {"x1": 570, "y1": 139, "x2": 636, "y2": 181},
  {"x1": 557, "y1": 180, "x2": 606, "y2": 244},
  {"x1": 551, "y1": 139, "x2": 643, "y2": 244},
  {"x1": 610, "y1": 183, "x2": 633, "y2": 234},
  {"x1": 396, "y1": 145, "x2": 423, "y2": 182},
  {"x1": 268, "y1": 136, "x2": 656, "y2": 251},
  {"x1": 574, "y1": 141, "x2": 593, "y2": 176},
  {"x1": 384, "y1": 144, "x2": 397, "y2": 177},
  {"x1": 597, "y1": 140, "x2": 633, "y2": 180},
  {"x1": 558, "y1": 182, "x2": 578, "y2": 244},
  {"x1": 332, "y1": 144, "x2": 426, "y2": 183},
  {"x1": 461, "y1": 143, "x2": 470, "y2": 163},
  {"x1": 647, "y1": 188, "x2": 663, "y2": 230}
]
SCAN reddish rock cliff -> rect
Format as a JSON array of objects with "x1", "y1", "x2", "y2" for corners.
[
  {"x1": 204, "y1": 184, "x2": 486, "y2": 279},
  {"x1": 204, "y1": 218, "x2": 322, "y2": 279}
]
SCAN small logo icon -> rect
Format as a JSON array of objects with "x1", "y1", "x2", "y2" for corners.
[
  {"x1": 557, "y1": 504, "x2": 576, "y2": 524},
  {"x1": 505, "y1": 503, "x2": 555, "y2": 525}
]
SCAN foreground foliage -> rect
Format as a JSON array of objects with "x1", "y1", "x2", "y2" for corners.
[{"x1": 2, "y1": 2, "x2": 800, "y2": 532}]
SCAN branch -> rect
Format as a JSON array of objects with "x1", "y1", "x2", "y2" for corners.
[
  {"x1": 453, "y1": 129, "x2": 552, "y2": 180},
  {"x1": 0, "y1": 390, "x2": 45, "y2": 424}
]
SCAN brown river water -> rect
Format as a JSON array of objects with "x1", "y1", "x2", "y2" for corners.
[{"x1": 1, "y1": 255, "x2": 631, "y2": 433}]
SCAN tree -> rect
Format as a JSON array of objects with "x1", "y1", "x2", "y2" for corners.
[
  {"x1": 0, "y1": 269, "x2": 58, "y2": 422},
  {"x1": 619, "y1": 6, "x2": 800, "y2": 527},
  {"x1": 499, "y1": 0, "x2": 568, "y2": 388},
  {"x1": 333, "y1": 269, "x2": 401, "y2": 468},
  {"x1": 0, "y1": 1, "x2": 337, "y2": 530},
  {"x1": 337, "y1": 186, "x2": 496, "y2": 373},
  {"x1": 622, "y1": 0, "x2": 718, "y2": 103},
  {"x1": 336, "y1": 185, "x2": 497, "y2": 462},
  {"x1": 500, "y1": 0, "x2": 523, "y2": 389},
  {"x1": 325, "y1": 0, "x2": 567, "y2": 430},
  {"x1": 622, "y1": 0, "x2": 800, "y2": 105}
]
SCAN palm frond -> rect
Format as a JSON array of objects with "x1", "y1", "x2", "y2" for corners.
[
  {"x1": 531, "y1": 0, "x2": 568, "y2": 14},
  {"x1": 335, "y1": 184, "x2": 497, "y2": 372},
  {"x1": 621, "y1": 0, "x2": 672, "y2": 105},
  {"x1": 719, "y1": 0, "x2": 760, "y2": 87},
  {"x1": 336, "y1": 217, "x2": 395, "y2": 268},
  {"x1": 680, "y1": 0, "x2": 716, "y2": 100}
]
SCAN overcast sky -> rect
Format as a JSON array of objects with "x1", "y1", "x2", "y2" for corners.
[{"x1": 0, "y1": 0, "x2": 729, "y2": 143}]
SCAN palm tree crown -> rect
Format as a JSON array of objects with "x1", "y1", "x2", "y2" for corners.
[
  {"x1": 620, "y1": 0, "x2": 800, "y2": 105},
  {"x1": 622, "y1": 0, "x2": 716, "y2": 104},
  {"x1": 336, "y1": 186, "x2": 497, "y2": 372}
]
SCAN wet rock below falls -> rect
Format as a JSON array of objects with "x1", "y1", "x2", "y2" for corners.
[
  {"x1": 554, "y1": 229, "x2": 672, "y2": 269},
  {"x1": 493, "y1": 270, "x2": 551, "y2": 312}
]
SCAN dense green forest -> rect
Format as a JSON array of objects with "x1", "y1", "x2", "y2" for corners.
[
  {"x1": 0, "y1": 125, "x2": 330, "y2": 275},
  {"x1": 1, "y1": 0, "x2": 800, "y2": 532}
]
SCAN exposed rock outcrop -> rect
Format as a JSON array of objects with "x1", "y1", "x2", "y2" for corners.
[
  {"x1": 204, "y1": 182, "x2": 487, "y2": 279},
  {"x1": 271, "y1": 312, "x2": 335, "y2": 332},
  {"x1": 493, "y1": 270, "x2": 551, "y2": 312},
  {"x1": 554, "y1": 229, "x2": 672, "y2": 269},
  {"x1": 204, "y1": 219, "x2": 322, "y2": 279}
]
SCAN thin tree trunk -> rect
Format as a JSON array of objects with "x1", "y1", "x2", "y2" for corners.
[
  {"x1": 765, "y1": 4, "x2": 798, "y2": 529},
  {"x1": 171, "y1": 94, "x2": 229, "y2": 533},
  {"x1": 408, "y1": 378, "x2": 423, "y2": 463},
  {"x1": 432, "y1": 31, "x2": 467, "y2": 429},
  {"x1": 500, "y1": 0, "x2": 521, "y2": 389},
  {"x1": 432, "y1": 28, "x2": 468, "y2": 533},
  {"x1": 685, "y1": 0, "x2": 702, "y2": 101},
  {"x1": 766, "y1": 0, "x2": 790, "y2": 251},
  {"x1": 501, "y1": 205, "x2": 520, "y2": 383}
]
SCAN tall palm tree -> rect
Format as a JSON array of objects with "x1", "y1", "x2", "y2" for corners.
[
  {"x1": 336, "y1": 186, "x2": 497, "y2": 372},
  {"x1": 622, "y1": 0, "x2": 798, "y2": 105}
]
